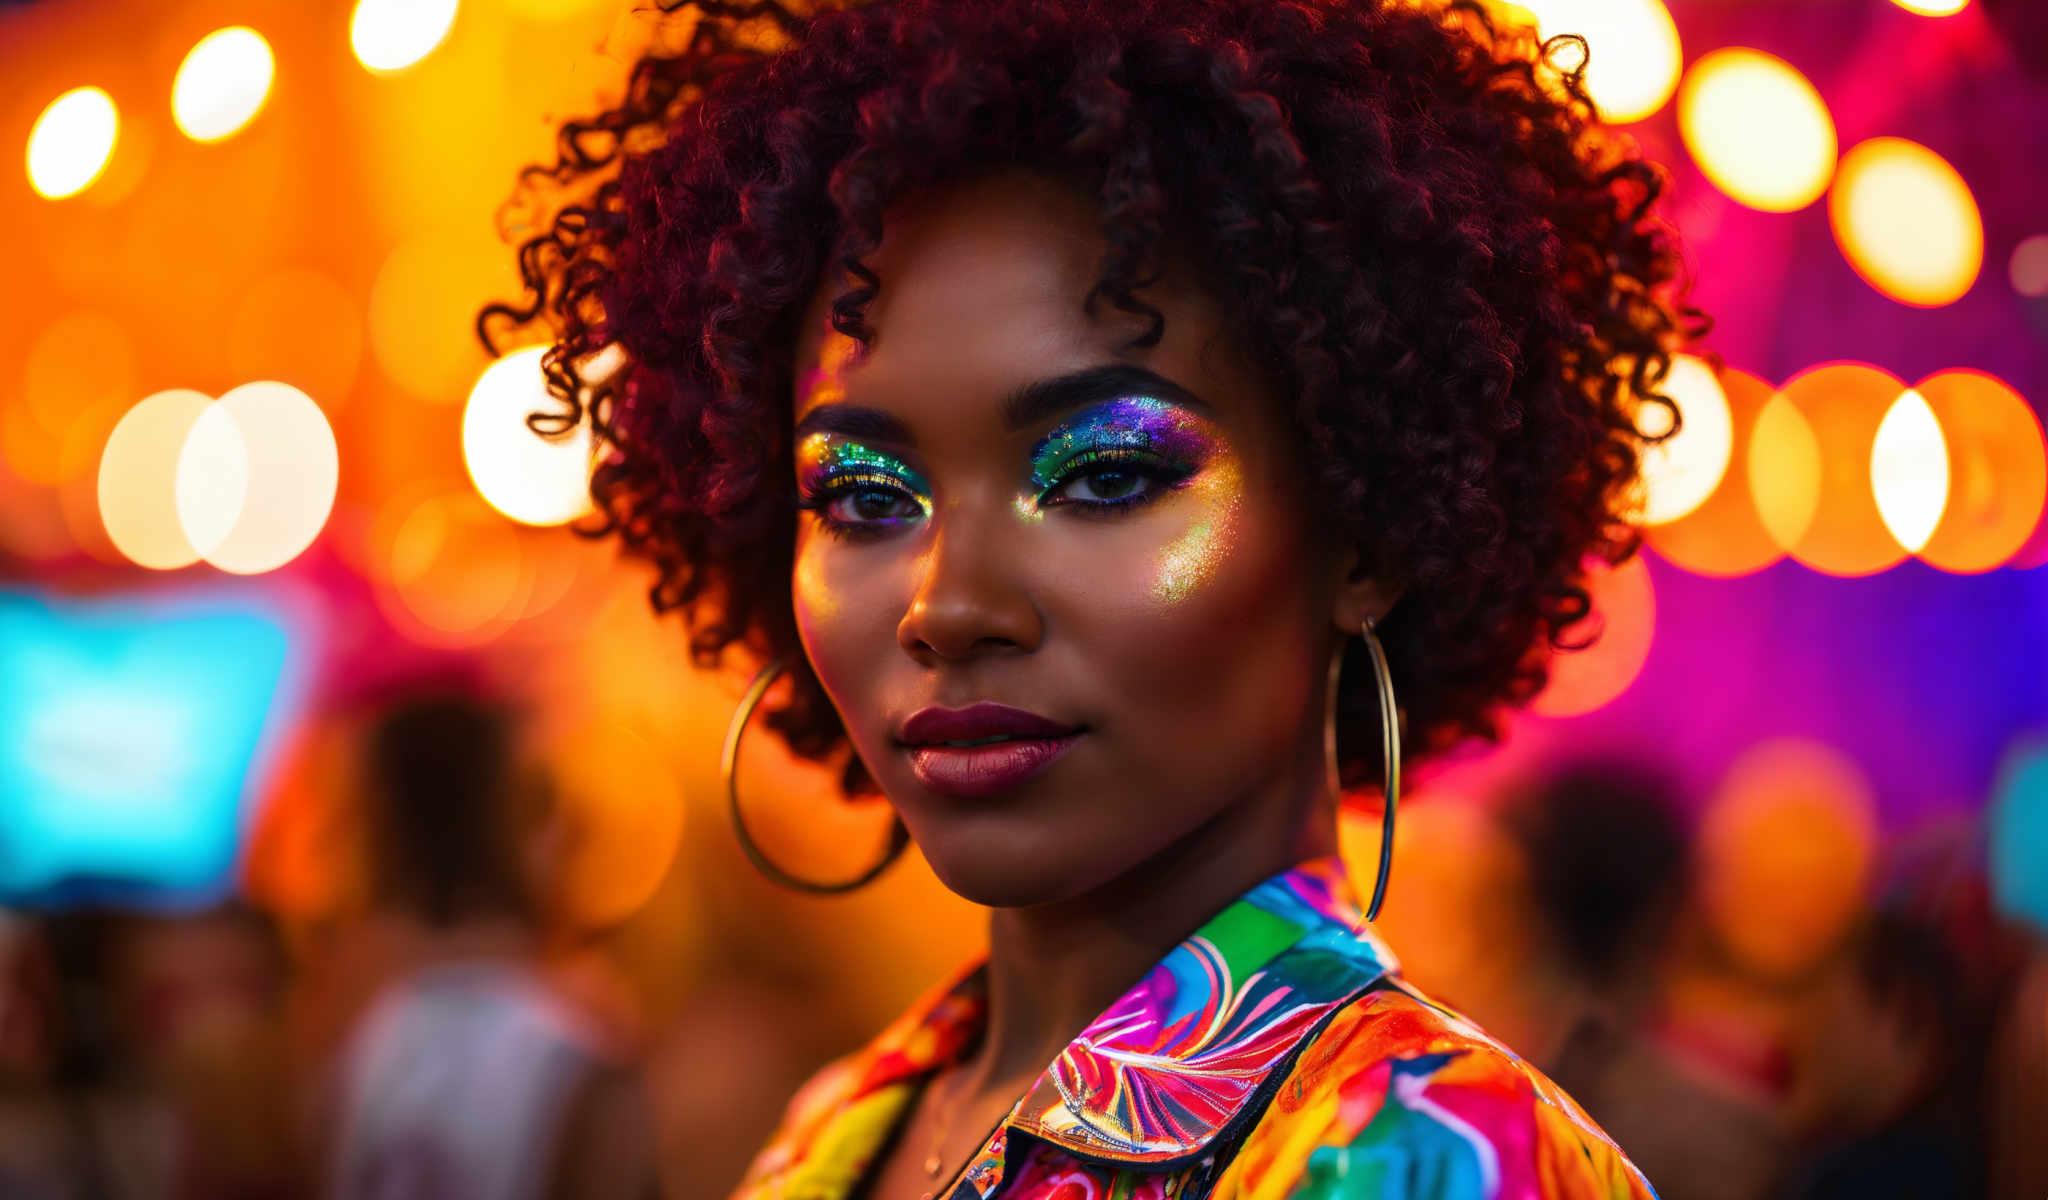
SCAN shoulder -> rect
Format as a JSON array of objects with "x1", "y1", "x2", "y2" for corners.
[{"x1": 1214, "y1": 981, "x2": 1657, "y2": 1200}]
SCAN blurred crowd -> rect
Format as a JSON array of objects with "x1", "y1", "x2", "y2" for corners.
[{"x1": 0, "y1": 685, "x2": 2041, "y2": 1200}]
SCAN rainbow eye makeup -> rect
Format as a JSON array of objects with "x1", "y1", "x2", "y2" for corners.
[
  {"x1": 1026, "y1": 396, "x2": 1219, "y2": 512},
  {"x1": 795, "y1": 433, "x2": 932, "y2": 536}
]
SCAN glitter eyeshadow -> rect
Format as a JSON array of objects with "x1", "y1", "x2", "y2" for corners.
[
  {"x1": 1026, "y1": 395, "x2": 1217, "y2": 495},
  {"x1": 795, "y1": 433, "x2": 932, "y2": 516}
]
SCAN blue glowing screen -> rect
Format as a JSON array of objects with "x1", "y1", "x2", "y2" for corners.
[{"x1": 0, "y1": 590, "x2": 295, "y2": 908}]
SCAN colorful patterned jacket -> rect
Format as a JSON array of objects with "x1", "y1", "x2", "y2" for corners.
[{"x1": 731, "y1": 858, "x2": 1658, "y2": 1200}]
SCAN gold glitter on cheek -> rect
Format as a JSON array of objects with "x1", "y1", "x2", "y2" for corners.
[
  {"x1": 792, "y1": 533, "x2": 839, "y2": 627},
  {"x1": 1150, "y1": 458, "x2": 1244, "y2": 604}
]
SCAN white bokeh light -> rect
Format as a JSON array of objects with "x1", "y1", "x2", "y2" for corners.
[
  {"x1": 351, "y1": 0, "x2": 460, "y2": 73},
  {"x1": 463, "y1": 347, "x2": 594, "y2": 527},
  {"x1": 172, "y1": 27, "x2": 275, "y2": 143}
]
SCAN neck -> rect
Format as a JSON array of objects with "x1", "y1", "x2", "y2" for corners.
[{"x1": 963, "y1": 749, "x2": 1339, "y2": 1096}]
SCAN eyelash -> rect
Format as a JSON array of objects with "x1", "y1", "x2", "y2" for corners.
[
  {"x1": 1038, "y1": 449, "x2": 1192, "y2": 514},
  {"x1": 795, "y1": 450, "x2": 1194, "y2": 538},
  {"x1": 795, "y1": 471, "x2": 925, "y2": 541}
]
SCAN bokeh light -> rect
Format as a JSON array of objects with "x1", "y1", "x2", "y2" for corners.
[
  {"x1": 549, "y1": 717, "x2": 686, "y2": 928},
  {"x1": 1339, "y1": 794, "x2": 1537, "y2": 1045},
  {"x1": 1506, "y1": 0, "x2": 1682, "y2": 123},
  {"x1": 1646, "y1": 366, "x2": 1786, "y2": 577},
  {"x1": 26, "y1": 86, "x2": 118, "y2": 200},
  {"x1": 171, "y1": 27, "x2": 275, "y2": 143},
  {"x1": 9, "y1": 313, "x2": 137, "y2": 488},
  {"x1": 463, "y1": 347, "x2": 593, "y2": 527},
  {"x1": 98, "y1": 389, "x2": 215, "y2": 570},
  {"x1": 1638, "y1": 354, "x2": 1733, "y2": 526},
  {"x1": 175, "y1": 403, "x2": 250, "y2": 560},
  {"x1": 1747, "y1": 388, "x2": 1823, "y2": 557},
  {"x1": 1532, "y1": 554, "x2": 1656, "y2": 718},
  {"x1": 367, "y1": 229, "x2": 513, "y2": 402},
  {"x1": 2010, "y1": 234, "x2": 2048, "y2": 298},
  {"x1": 1830, "y1": 137, "x2": 1983, "y2": 308},
  {"x1": 375, "y1": 490, "x2": 528, "y2": 647},
  {"x1": 1892, "y1": 0, "x2": 1969, "y2": 13},
  {"x1": 1699, "y1": 738, "x2": 1878, "y2": 979},
  {"x1": 1869, "y1": 389, "x2": 1950, "y2": 554},
  {"x1": 1749, "y1": 362, "x2": 1915, "y2": 577},
  {"x1": 1679, "y1": 48, "x2": 1837, "y2": 213},
  {"x1": 176, "y1": 382, "x2": 339, "y2": 574},
  {"x1": 351, "y1": 0, "x2": 460, "y2": 74},
  {"x1": 1913, "y1": 370, "x2": 2048, "y2": 573}
]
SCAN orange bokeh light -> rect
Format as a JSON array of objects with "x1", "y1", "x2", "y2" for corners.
[
  {"x1": 1647, "y1": 366, "x2": 1786, "y2": 577},
  {"x1": 8, "y1": 312, "x2": 136, "y2": 487},
  {"x1": 368, "y1": 229, "x2": 517, "y2": 404},
  {"x1": 547, "y1": 717, "x2": 687, "y2": 928},
  {"x1": 1339, "y1": 794, "x2": 1536, "y2": 1041},
  {"x1": 1699, "y1": 739, "x2": 1877, "y2": 979},
  {"x1": 1532, "y1": 553, "x2": 1656, "y2": 718},
  {"x1": 373, "y1": 490, "x2": 529, "y2": 647},
  {"x1": 1912, "y1": 370, "x2": 2048, "y2": 573},
  {"x1": 1748, "y1": 362, "x2": 1916, "y2": 577}
]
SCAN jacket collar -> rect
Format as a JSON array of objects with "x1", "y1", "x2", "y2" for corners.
[
  {"x1": 999, "y1": 856, "x2": 1396, "y2": 1166},
  {"x1": 838, "y1": 857, "x2": 1397, "y2": 1172}
]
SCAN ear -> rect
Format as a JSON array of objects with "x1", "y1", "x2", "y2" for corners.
[{"x1": 1328, "y1": 541, "x2": 1404, "y2": 635}]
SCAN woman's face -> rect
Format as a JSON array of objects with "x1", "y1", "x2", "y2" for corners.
[{"x1": 790, "y1": 171, "x2": 1360, "y2": 908}]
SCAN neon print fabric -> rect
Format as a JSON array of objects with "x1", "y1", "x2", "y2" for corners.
[{"x1": 729, "y1": 858, "x2": 1657, "y2": 1200}]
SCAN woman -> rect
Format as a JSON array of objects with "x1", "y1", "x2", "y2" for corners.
[{"x1": 484, "y1": 1, "x2": 1702, "y2": 1195}]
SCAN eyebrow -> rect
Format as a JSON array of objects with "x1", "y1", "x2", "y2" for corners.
[{"x1": 792, "y1": 364, "x2": 1212, "y2": 446}]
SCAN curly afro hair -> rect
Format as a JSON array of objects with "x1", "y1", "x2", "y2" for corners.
[{"x1": 481, "y1": 0, "x2": 1705, "y2": 795}]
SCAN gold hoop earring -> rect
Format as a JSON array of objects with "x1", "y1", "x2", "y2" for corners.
[
  {"x1": 1325, "y1": 615, "x2": 1400, "y2": 922},
  {"x1": 721, "y1": 653, "x2": 909, "y2": 894}
]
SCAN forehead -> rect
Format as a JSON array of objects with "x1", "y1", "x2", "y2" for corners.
[{"x1": 792, "y1": 170, "x2": 1245, "y2": 420}]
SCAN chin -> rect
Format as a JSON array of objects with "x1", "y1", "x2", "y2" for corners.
[{"x1": 908, "y1": 817, "x2": 1113, "y2": 910}]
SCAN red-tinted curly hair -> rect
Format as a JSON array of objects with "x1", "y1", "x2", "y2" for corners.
[{"x1": 481, "y1": 0, "x2": 1705, "y2": 794}]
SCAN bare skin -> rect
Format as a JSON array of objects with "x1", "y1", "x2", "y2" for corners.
[{"x1": 788, "y1": 170, "x2": 1394, "y2": 1198}]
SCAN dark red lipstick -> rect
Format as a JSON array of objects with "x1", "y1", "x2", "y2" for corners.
[{"x1": 896, "y1": 702, "x2": 1084, "y2": 798}]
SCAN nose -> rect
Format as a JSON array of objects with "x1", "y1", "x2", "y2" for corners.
[{"x1": 896, "y1": 513, "x2": 1043, "y2": 663}]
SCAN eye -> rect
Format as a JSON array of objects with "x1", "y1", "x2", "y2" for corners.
[
  {"x1": 1040, "y1": 451, "x2": 1190, "y2": 512},
  {"x1": 1050, "y1": 466, "x2": 1150, "y2": 505},
  {"x1": 826, "y1": 485, "x2": 923, "y2": 525}
]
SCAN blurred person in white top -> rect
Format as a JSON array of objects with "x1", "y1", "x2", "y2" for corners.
[{"x1": 322, "y1": 690, "x2": 659, "y2": 1200}]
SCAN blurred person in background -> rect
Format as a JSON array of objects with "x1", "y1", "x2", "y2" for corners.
[
  {"x1": 1507, "y1": 762, "x2": 1790, "y2": 1200},
  {"x1": 0, "y1": 914, "x2": 79, "y2": 1199},
  {"x1": 318, "y1": 691, "x2": 659, "y2": 1200},
  {"x1": 32, "y1": 905, "x2": 299, "y2": 1200},
  {"x1": 483, "y1": 0, "x2": 1705, "y2": 1196},
  {"x1": 1774, "y1": 842, "x2": 2047, "y2": 1200}
]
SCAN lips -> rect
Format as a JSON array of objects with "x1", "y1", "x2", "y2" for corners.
[{"x1": 896, "y1": 702, "x2": 1084, "y2": 799}]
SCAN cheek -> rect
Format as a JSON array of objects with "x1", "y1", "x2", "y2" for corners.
[
  {"x1": 791, "y1": 533, "x2": 898, "y2": 721},
  {"x1": 1148, "y1": 459, "x2": 1245, "y2": 604},
  {"x1": 1072, "y1": 458, "x2": 1320, "y2": 742}
]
